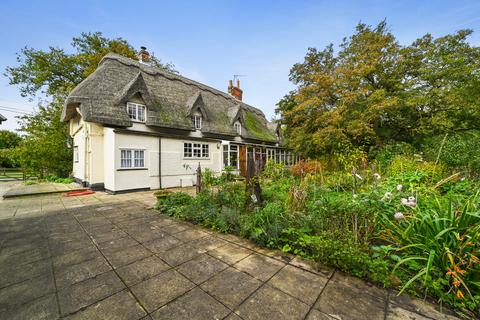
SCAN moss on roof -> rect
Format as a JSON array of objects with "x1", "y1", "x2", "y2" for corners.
[{"x1": 244, "y1": 112, "x2": 276, "y2": 141}]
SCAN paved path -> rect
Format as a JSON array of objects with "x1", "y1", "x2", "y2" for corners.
[
  {"x1": 2, "y1": 182, "x2": 87, "y2": 198},
  {"x1": 0, "y1": 191, "x2": 459, "y2": 320}
]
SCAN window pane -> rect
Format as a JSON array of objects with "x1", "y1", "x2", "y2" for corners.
[
  {"x1": 194, "y1": 116, "x2": 202, "y2": 129},
  {"x1": 184, "y1": 143, "x2": 192, "y2": 158},
  {"x1": 193, "y1": 143, "x2": 201, "y2": 157},
  {"x1": 121, "y1": 149, "x2": 132, "y2": 168},
  {"x1": 202, "y1": 144, "x2": 209, "y2": 158},
  {"x1": 137, "y1": 106, "x2": 145, "y2": 122},
  {"x1": 127, "y1": 104, "x2": 136, "y2": 120},
  {"x1": 230, "y1": 149, "x2": 238, "y2": 168},
  {"x1": 134, "y1": 150, "x2": 144, "y2": 167}
]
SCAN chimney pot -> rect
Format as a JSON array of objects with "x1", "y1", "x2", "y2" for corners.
[
  {"x1": 137, "y1": 46, "x2": 150, "y2": 63},
  {"x1": 228, "y1": 79, "x2": 243, "y2": 101}
]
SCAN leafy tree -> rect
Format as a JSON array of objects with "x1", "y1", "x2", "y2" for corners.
[
  {"x1": 0, "y1": 130, "x2": 22, "y2": 168},
  {"x1": 0, "y1": 130, "x2": 21, "y2": 149},
  {"x1": 14, "y1": 101, "x2": 72, "y2": 177},
  {"x1": 4, "y1": 32, "x2": 177, "y2": 177},
  {"x1": 5, "y1": 32, "x2": 177, "y2": 98},
  {"x1": 277, "y1": 21, "x2": 480, "y2": 158}
]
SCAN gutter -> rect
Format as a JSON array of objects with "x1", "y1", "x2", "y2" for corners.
[{"x1": 159, "y1": 137, "x2": 162, "y2": 189}]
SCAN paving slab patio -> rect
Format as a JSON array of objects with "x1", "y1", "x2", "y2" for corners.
[{"x1": 0, "y1": 186, "x2": 461, "y2": 319}]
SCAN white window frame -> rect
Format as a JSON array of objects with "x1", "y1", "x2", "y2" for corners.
[
  {"x1": 126, "y1": 102, "x2": 146, "y2": 122},
  {"x1": 223, "y1": 144, "x2": 239, "y2": 170},
  {"x1": 73, "y1": 146, "x2": 79, "y2": 162},
  {"x1": 183, "y1": 142, "x2": 209, "y2": 159},
  {"x1": 119, "y1": 148, "x2": 146, "y2": 169},
  {"x1": 234, "y1": 122, "x2": 242, "y2": 135},
  {"x1": 193, "y1": 115, "x2": 202, "y2": 130},
  {"x1": 267, "y1": 149, "x2": 275, "y2": 161}
]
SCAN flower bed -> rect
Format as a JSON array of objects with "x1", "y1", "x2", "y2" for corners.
[{"x1": 156, "y1": 160, "x2": 480, "y2": 318}]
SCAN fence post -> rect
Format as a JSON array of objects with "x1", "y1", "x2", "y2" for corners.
[{"x1": 196, "y1": 162, "x2": 202, "y2": 194}]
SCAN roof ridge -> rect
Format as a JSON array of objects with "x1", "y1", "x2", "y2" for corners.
[{"x1": 100, "y1": 53, "x2": 266, "y2": 117}]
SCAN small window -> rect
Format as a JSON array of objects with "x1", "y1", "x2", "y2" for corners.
[
  {"x1": 193, "y1": 115, "x2": 202, "y2": 130},
  {"x1": 184, "y1": 142, "x2": 209, "y2": 159},
  {"x1": 126, "y1": 102, "x2": 146, "y2": 122},
  {"x1": 73, "y1": 146, "x2": 79, "y2": 162},
  {"x1": 234, "y1": 122, "x2": 241, "y2": 135},
  {"x1": 120, "y1": 149, "x2": 145, "y2": 168}
]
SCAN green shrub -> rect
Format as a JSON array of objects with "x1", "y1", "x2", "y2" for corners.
[
  {"x1": 240, "y1": 201, "x2": 288, "y2": 246},
  {"x1": 370, "y1": 142, "x2": 415, "y2": 171},
  {"x1": 388, "y1": 155, "x2": 446, "y2": 184},
  {"x1": 44, "y1": 175, "x2": 74, "y2": 184},
  {"x1": 422, "y1": 132, "x2": 480, "y2": 173}
]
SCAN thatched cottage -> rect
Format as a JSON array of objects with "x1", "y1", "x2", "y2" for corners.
[{"x1": 62, "y1": 48, "x2": 296, "y2": 193}]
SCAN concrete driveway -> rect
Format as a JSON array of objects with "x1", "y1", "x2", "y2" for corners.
[{"x1": 0, "y1": 190, "x2": 458, "y2": 320}]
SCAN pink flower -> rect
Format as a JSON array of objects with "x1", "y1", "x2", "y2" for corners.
[{"x1": 394, "y1": 212, "x2": 405, "y2": 220}]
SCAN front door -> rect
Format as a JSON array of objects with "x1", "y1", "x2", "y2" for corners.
[{"x1": 239, "y1": 145, "x2": 247, "y2": 176}]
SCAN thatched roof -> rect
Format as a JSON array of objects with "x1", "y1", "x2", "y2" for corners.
[{"x1": 62, "y1": 53, "x2": 278, "y2": 142}]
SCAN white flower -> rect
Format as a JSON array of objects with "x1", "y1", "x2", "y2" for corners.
[
  {"x1": 383, "y1": 192, "x2": 393, "y2": 199},
  {"x1": 396, "y1": 184, "x2": 403, "y2": 191},
  {"x1": 353, "y1": 194, "x2": 358, "y2": 199},
  {"x1": 354, "y1": 173, "x2": 363, "y2": 180},
  {"x1": 401, "y1": 196, "x2": 416, "y2": 207},
  {"x1": 394, "y1": 212, "x2": 405, "y2": 220},
  {"x1": 373, "y1": 173, "x2": 381, "y2": 180}
]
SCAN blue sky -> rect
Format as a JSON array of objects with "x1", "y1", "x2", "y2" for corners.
[{"x1": 1, "y1": 0, "x2": 480, "y2": 131}]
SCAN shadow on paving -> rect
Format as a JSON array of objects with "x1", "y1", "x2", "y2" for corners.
[{"x1": 0, "y1": 195, "x2": 460, "y2": 320}]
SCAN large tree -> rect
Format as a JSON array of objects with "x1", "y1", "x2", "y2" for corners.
[
  {"x1": 277, "y1": 21, "x2": 480, "y2": 157},
  {"x1": 4, "y1": 32, "x2": 176, "y2": 176}
]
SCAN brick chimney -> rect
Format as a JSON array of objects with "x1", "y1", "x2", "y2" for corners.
[
  {"x1": 228, "y1": 79, "x2": 243, "y2": 101},
  {"x1": 137, "y1": 46, "x2": 150, "y2": 63}
]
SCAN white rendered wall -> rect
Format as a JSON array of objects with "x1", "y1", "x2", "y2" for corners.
[
  {"x1": 87, "y1": 122, "x2": 104, "y2": 184},
  {"x1": 103, "y1": 128, "x2": 116, "y2": 191},
  {"x1": 160, "y1": 137, "x2": 222, "y2": 188},
  {"x1": 71, "y1": 118, "x2": 85, "y2": 181},
  {"x1": 113, "y1": 132, "x2": 160, "y2": 191}
]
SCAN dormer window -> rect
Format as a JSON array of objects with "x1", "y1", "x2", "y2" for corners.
[
  {"x1": 234, "y1": 122, "x2": 242, "y2": 135},
  {"x1": 193, "y1": 114, "x2": 202, "y2": 130},
  {"x1": 127, "y1": 102, "x2": 146, "y2": 122}
]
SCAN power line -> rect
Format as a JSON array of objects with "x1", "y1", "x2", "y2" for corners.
[{"x1": 0, "y1": 105, "x2": 32, "y2": 115}]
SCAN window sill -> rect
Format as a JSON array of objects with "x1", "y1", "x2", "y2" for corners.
[
  {"x1": 183, "y1": 158, "x2": 211, "y2": 160},
  {"x1": 117, "y1": 168, "x2": 148, "y2": 171}
]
